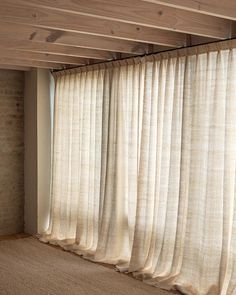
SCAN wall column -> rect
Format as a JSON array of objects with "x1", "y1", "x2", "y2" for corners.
[{"x1": 24, "y1": 68, "x2": 54, "y2": 234}]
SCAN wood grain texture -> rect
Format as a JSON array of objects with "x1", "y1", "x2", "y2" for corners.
[
  {"x1": 0, "y1": 64, "x2": 31, "y2": 71},
  {"x1": 3, "y1": 41, "x2": 115, "y2": 60},
  {"x1": 0, "y1": 3, "x2": 187, "y2": 47},
  {"x1": 0, "y1": 36, "x2": 115, "y2": 60},
  {"x1": 0, "y1": 0, "x2": 234, "y2": 69},
  {"x1": 0, "y1": 58, "x2": 65, "y2": 69},
  {"x1": 0, "y1": 48, "x2": 93, "y2": 65},
  {"x1": 3, "y1": 0, "x2": 231, "y2": 38},
  {"x1": 0, "y1": 21, "x2": 148, "y2": 54},
  {"x1": 142, "y1": 0, "x2": 236, "y2": 20}
]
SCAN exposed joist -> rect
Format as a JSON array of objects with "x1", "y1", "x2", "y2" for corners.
[
  {"x1": 0, "y1": 3, "x2": 187, "y2": 47},
  {"x1": 0, "y1": 48, "x2": 91, "y2": 65},
  {"x1": 0, "y1": 64, "x2": 31, "y2": 71},
  {"x1": 0, "y1": 58, "x2": 65, "y2": 69},
  {"x1": 188, "y1": 35, "x2": 218, "y2": 46},
  {"x1": 4, "y1": 41, "x2": 115, "y2": 60},
  {"x1": 152, "y1": 45, "x2": 177, "y2": 52},
  {"x1": 142, "y1": 0, "x2": 236, "y2": 21},
  {"x1": 231, "y1": 23, "x2": 236, "y2": 38},
  {"x1": 3, "y1": 0, "x2": 232, "y2": 39},
  {"x1": 0, "y1": 21, "x2": 148, "y2": 54},
  {"x1": 119, "y1": 44, "x2": 172, "y2": 59},
  {"x1": 0, "y1": 32, "x2": 217, "y2": 62}
]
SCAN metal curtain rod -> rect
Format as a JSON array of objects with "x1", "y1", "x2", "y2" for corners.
[{"x1": 52, "y1": 37, "x2": 236, "y2": 74}]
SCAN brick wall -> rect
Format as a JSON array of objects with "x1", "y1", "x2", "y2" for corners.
[{"x1": 0, "y1": 70, "x2": 24, "y2": 235}]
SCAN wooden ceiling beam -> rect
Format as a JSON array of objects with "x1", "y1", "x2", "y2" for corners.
[
  {"x1": 0, "y1": 3, "x2": 187, "y2": 47},
  {"x1": 0, "y1": 64, "x2": 31, "y2": 71},
  {"x1": 3, "y1": 0, "x2": 232, "y2": 39},
  {"x1": 0, "y1": 58, "x2": 65, "y2": 70},
  {"x1": 0, "y1": 48, "x2": 91, "y2": 65},
  {"x1": 0, "y1": 30, "x2": 217, "y2": 61},
  {"x1": 0, "y1": 21, "x2": 148, "y2": 54},
  {"x1": 142, "y1": 0, "x2": 236, "y2": 21},
  {"x1": 4, "y1": 41, "x2": 115, "y2": 60}
]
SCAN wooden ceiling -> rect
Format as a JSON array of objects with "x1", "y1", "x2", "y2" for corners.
[{"x1": 0, "y1": 0, "x2": 235, "y2": 71}]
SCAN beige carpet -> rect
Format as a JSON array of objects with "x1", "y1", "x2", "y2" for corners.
[{"x1": 0, "y1": 237, "x2": 172, "y2": 295}]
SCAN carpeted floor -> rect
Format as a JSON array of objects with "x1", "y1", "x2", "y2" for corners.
[{"x1": 0, "y1": 237, "x2": 172, "y2": 295}]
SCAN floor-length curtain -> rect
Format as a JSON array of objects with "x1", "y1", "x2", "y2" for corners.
[{"x1": 43, "y1": 46, "x2": 236, "y2": 295}]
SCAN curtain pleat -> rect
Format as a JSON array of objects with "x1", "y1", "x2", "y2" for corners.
[{"x1": 42, "y1": 48, "x2": 236, "y2": 295}]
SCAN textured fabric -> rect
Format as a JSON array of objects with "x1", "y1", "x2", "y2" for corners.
[
  {"x1": 43, "y1": 48, "x2": 236, "y2": 295},
  {"x1": 0, "y1": 237, "x2": 172, "y2": 295}
]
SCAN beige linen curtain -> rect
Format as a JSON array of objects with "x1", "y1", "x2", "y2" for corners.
[{"x1": 43, "y1": 44, "x2": 236, "y2": 295}]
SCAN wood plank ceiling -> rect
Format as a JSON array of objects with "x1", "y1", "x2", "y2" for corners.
[{"x1": 0, "y1": 0, "x2": 235, "y2": 71}]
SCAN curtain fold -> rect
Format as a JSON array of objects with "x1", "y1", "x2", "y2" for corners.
[{"x1": 42, "y1": 47, "x2": 236, "y2": 295}]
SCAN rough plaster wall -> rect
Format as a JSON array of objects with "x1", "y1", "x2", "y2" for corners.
[{"x1": 0, "y1": 70, "x2": 24, "y2": 235}]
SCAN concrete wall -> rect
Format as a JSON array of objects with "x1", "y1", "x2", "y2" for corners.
[
  {"x1": 24, "y1": 68, "x2": 53, "y2": 234},
  {"x1": 0, "y1": 70, "x2": 24, "y2": 235}
]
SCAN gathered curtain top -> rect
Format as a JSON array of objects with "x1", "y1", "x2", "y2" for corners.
[{"x1": 53, "y1": 38, "x2": 236, "y2": 78}]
